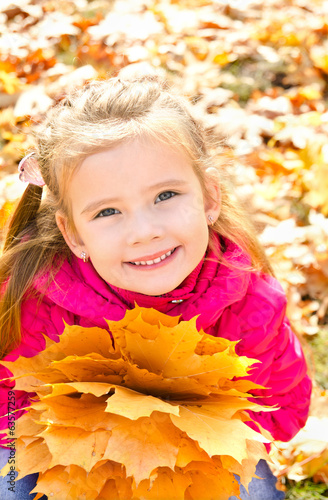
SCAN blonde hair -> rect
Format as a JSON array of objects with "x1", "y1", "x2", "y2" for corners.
[{"x1": 0, "y1": 76, "x2": 272, "y2": 358}]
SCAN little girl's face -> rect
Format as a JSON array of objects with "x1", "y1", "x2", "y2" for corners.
[{"x1": 58, "y1": 137, "x2": 219, "y2": 296}]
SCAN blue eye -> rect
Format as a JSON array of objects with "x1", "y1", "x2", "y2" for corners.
[
  {"x1": 156, "y1": 191, "x2": 177, "y2": 203},
  {"x1": 95, "y1": 208, "x2": 119, "y2": 218}
]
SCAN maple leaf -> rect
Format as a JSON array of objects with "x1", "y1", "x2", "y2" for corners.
[{"x1": 1, "y1": 305, "x2": 271, "y2": 499}]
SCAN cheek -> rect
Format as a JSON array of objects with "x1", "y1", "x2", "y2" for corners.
[
  {"x1": 92, "y1": 248, "x2": 123, "y2": 283},
  {"x1": 174, "y1": 193, "x2": 207, "y2": 226},
  {"x1": 96, "y1": 241, "x2": 121, "y2": 262},
  {"x1": 84, "y1": 221, "x2": 118, "y2": 247}
]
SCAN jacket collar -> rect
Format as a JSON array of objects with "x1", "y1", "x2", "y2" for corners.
[{"x1": 107, "y1": 252, "x2": 206, "y2": 309}]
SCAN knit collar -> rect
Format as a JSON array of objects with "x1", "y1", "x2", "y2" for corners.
[{"x1": 107, "y1": 251, "x2": 207, "y2": 309}]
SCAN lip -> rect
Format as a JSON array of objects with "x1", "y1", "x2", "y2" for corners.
[
  {"x1": 125, "y1": 247, "x2": 177, "y2": 264},
  {"x1": 125, "y1": 246, "x2": 179, "y2": 270}
]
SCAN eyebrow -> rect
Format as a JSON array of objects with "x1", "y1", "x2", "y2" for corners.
[{"x1": 81, "y1": 179, "x2": 188, "y2": 215}]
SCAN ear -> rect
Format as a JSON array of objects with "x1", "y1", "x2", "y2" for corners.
[
  {"x1": 55, "y1": 211, "x2": 86, "y2": 259},
  {"x1": 204, "y1": 175, "x2": 221, "y2": 224}
]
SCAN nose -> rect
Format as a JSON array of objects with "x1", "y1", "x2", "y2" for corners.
[{"x1": 125, "y1": 209, "x2": 164, "y2": 246}]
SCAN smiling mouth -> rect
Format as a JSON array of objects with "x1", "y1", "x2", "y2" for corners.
[{"x1": 128, "y1": 247, "x2": 177, "y2": 266}]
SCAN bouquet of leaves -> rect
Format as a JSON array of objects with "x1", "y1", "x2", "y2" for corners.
[{"x1": 1, "y1": 306, "x2": 272, "y2": 499}]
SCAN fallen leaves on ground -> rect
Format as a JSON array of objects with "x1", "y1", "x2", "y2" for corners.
[
  {"x1": 271, "y1": 387, "x2": 328, "y2": 485},
  {"x1": 0, "y1": 0, "x2": 328, "y2": 491}
]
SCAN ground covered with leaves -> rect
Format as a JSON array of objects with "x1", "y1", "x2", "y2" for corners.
[{"x1": 1, "y1": 0, "x2": 328, "y2": 497}]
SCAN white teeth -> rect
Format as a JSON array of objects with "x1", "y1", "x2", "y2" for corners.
[{"x1": 131, "y1": 248, "x2": 175, "y2": 266}]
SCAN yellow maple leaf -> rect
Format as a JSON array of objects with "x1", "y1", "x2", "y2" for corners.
[
  {"x1": 36, "y1": 393, "x2": 126, "y2": 431},
  {"x1": 103, "y1": 412, "x2": 182, "y2": 486},
  {"x1": 104, "y1": 385, "x2": 180, "y2": 420},
  {"x1": 170, "y1": 403, "x2": 267, "y2": 463}
]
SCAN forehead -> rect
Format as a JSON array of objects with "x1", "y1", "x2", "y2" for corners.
[{"x1": 72, "y1": 138, "x2": 199, "y2": 191}]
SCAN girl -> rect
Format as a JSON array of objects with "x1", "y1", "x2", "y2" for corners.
[{"x1": 0, "y1": 77, "x2": 311, "y2": 499}]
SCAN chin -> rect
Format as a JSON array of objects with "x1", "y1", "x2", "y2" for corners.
[{"x1": 138, "y1": 281, "x2": 183, "y2": 297}]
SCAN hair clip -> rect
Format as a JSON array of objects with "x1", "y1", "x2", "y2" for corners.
[{"x1": 18, "y1": 152, "x2": 45, "y2": 187}]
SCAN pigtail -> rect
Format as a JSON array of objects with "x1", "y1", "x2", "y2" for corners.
[
  {"x1": 3, "y1": 184, "x2": 43, "y2": 251},
  {"x1": 0, "y1": 195, "x2": 69, "y2": 358},
  {"x1": 0, "y1": 148, "x2": 60, "y2": 357},
  {"x1": 0, "y1": 184, "x2": 43, "y2": 357}
]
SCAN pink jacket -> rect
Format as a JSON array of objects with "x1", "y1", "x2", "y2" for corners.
[{"x1": 0, "y1": 236, "x2": 311, "y2": 444}]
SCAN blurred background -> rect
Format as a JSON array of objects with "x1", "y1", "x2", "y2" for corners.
[{"x1": 1, "y1": 0, "x2": 328, "y2": 497}]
